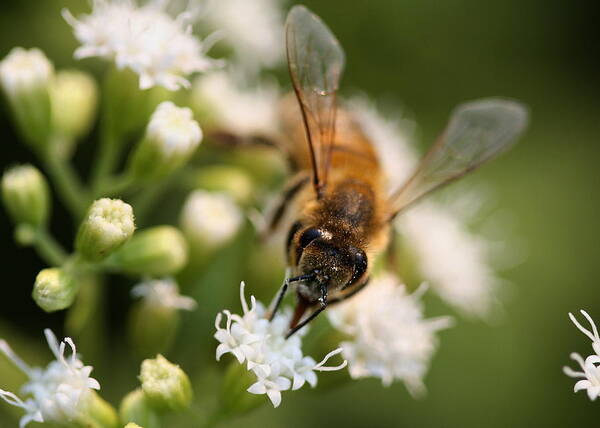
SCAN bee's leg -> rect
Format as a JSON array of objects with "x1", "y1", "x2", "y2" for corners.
[
  {"x1": 261, "y1": 174, "x2": 309, "y2": 240},
  {"x1": 285, "y1": 285, "x2": 328, "y2": 338},
  {"x1": 267, "y1": 277, "x2": 290, "y2": 321}
]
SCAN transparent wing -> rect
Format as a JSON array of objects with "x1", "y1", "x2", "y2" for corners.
[
  {"x1": 389, "y1": 98, "x2": 528, "y2": 217},
  {"x1": 285, "y1": 5, "x2": 345, "y2": 196}
]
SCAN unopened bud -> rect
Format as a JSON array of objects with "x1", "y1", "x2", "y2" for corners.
[
  {"x1": 0, "y1": 47, "x2": 53, "y2": 148},
  {"x1": 2, "y1": 164, "x2": 50, "y2": 227},
  {"x1": 75, "y1": 198, "x2": 135, "y2": 262},
  {"x1": 140, "y1": 355, "x2": 192, "y2": 412},
  {"x1": 50, "y1": 69, "x2": 98, "y2": 152},
  {"x1": 128, "y1": 102, "x2": 202, "y2": 181},
  {"x1": 107, "y1": 226, "x2": 188, "y2": 276},
  {"x1": 129, "y1": 278, "x2": 196, "y2": 358},
  {"x1": 191, "y1": 165, "x2": 254, "y2": 205},
  {"x1": 32, "y1": 267, "x2": 78, "y2": 312},
  {"x1": 119, "y1": 389, "x2": 160, "y2": 428},
  {"x1": 180, "y1": 190, "x2": 243, "y2": 251}
]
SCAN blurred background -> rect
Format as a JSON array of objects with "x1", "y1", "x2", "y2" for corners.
[{"x1": 0, "y1": 0, "x2": 599, "y2": 427}]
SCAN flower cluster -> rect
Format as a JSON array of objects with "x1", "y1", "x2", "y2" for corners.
[
  {"x1": 563, "y1": 310, "x2": 600, "y2": 400},
  {"x1": 131, "y1": 277, "x2": 196, "y2": 311},
  {"x1": 63, "y1": 0, "x2": 217, "y2": 90},
  {"x1": 328, "y1": 274, "x2": 452, "y2": 395},
  {"x1": 214, "y1": 282, "x2": 347, "y2": 407},
  {"x1": 0, "y1": 330, "x2": 100, "y2": 427},
  {"x1": 351, "y1": 99, "x2": 501, "y2": 317}
]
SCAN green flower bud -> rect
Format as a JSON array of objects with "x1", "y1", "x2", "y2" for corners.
[
  {"x1": 32, "y1": 267, "x2": 78, "y2": 312},
  {"x1": 107, "y1": 226, "x2": 188, "y2": 276},
  {"x1": 1, "y1": 164, "x2": 50, "y2": 227},
  {"x1": 180, "y1": 190, "x2": 243, "y2": 255},
  {"x1": 50, "y1": 69, "x2": 98, "y2": 153},
  {"x1": 191, "y1": 165, "x2": 254, "y2": 206},
  {"x1": 129, "y1": 278, "x2": 196, "y2": 358},
  {"x1": 128, "y1": 102, "x2": 202, "y2": 181},
  {"x1": 139, "y1": 355, "x2": 192, "y2": 412},
  {"x1": 75, "y1": 198, "x2": 135, "y2": 262},
  {"x1": 81, "y1": 390, "x2": 120, "y2": 428},
  {"x1": 119, "y1": 389, "x2": 160, "y2": 428},
  {"x1": 0, "y1": 47, "x2": 53, "y2": 149}
]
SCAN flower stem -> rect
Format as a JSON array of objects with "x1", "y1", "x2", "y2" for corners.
[
  {"x1": 42, "y1": 153, "x2": 90, "y2": 219},
  {"x1": 33, "y1": 227, "x2": 68, "y2": 266},
  {"x1": 91, "y1": 126, "x2": 121, "y2": 194}
]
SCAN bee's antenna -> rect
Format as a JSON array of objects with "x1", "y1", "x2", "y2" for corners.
[{"x1": 267, "y1": 273, "x2": 315, "y2": 321}]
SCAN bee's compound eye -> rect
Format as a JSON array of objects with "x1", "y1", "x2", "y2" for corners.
[
  {"x1": 350, "y1": 247, "x2": 368, "y2": 285},
  {"x1": 299, "y1": 228, "x2": 322, "y2": 249}
]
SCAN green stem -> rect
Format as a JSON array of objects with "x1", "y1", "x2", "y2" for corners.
[
  {"x1": 91, "y1": 126, "x2": 121, "y2": 193},
  {"x1": 34, "y1": 228, "x2": 68, "y2": 266},
  {"x1": 43, "y1": 154, "x2": 90, "y2": 219},
  {"x1": 95, "y1": 172, "x2": 137, "y2": 198}
]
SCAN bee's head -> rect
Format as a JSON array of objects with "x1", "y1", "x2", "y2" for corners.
[{"x1": 287, "y1": 222, "x2": 367, "y2": 302}]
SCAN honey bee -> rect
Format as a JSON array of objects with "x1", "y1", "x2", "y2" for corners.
[{"x1": 267, "y1": 5, "x2": 528, "y2": 337}]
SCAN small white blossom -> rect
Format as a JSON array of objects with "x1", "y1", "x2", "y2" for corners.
[
  {"x1": 63, "y1": 0, "x2": 217, "y2": 90},
  {"x1": 146, "y1": 101, "x2": 202, "y2": 155},
  {"x1": 328, "y1": 274, "x2": 452, "y2": 395},
  {"x1": 204, "y1": 0, "x2": 284, "y2": 71},
  {"x1": 180, "y1": 190, "x2": 243, "y2": 247},
  {"x1": 563, "y1": 310, "x2": 600, "y2": 401},
  {"x1": 214, "y1": 282, "x2": 346, "y2": 407},
  {"x1": 131, "y1": 277, "x2": 196, "y2": 311},
  {"x1": 0, "y1": 47, "x2": 53, "y2": 98},
  {"x1": 193, "y1": 70, "x2": 280, "y2": 138},
  {"x1": 0, "y1": 329, "x2": 100, "y2": 427},
  {"x1": 351, "y1": 99, "x2": 500, "y2": 317},
  {"x1": 563, "y1": 353, "x2": 600, "y2": 401}
]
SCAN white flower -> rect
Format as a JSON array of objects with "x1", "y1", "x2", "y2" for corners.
[
  {"x1": 62, "y1": 0, "x2": 217, "y2": 90},
  {"x1": 0, "y1": 47, "x2": 53, "y2": 98},
  {"x1": 131, "y1": 277, "x2": 196, "y2": 311},
  {"x1": 146, "y1": 101, "x2": 202, "y2": 155},
  {"x1": 192, "y1": 70, "x2": 280, "y2": 138},
  {"x1": 563, "y1": 310, "x2": 600, "y2": 401},
  {"x1": 328, "y1": 274, "x2": 452, "y2": 395},
  {"x1": 203, "y1": 0, "x2": 284, "y2": 71},
  {"x1": 568, "y1": 310, "x2": 600, "y2": 356},
  {"x1": 0, "y1": 329, "x2": 100, "y2": 427},
  {"x1": 563, "y1": 353, "x2": 600, "y2": 401},
  {"x1": 214, "y1": 282, "x2": 347, "y2": 407},
  {"x1": 398, "y1": 202, "x2": 499, "y2": 317},
  {"x1": 351, "y1": 99, "x2": 499, "y2": 317},
  {"x1": 180, "y1": 190, "x2": 243, "y2": 247}
]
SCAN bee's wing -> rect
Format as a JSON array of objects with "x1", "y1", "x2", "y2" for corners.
[
  {"x1": 285, "y1": 5, "x2": 345, "y2": 196},
  {"x1": 389, "y1": 98, "x2": 528, "y2": 218}
]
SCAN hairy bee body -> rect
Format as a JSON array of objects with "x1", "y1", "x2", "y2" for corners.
[{"x1": 281, "y1": 106, "x2": 390, "y2": 305}]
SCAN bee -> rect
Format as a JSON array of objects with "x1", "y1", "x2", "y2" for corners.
[{"x1": 267, "y1": 5, "x2": 528, "y2": 337}]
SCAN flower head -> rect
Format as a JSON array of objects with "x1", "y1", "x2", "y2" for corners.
[
  {"x1": 204, "y1": 0, "x2": 284, "y2": 71},
  {"x1": 192, "y1": 70, "x2": 280, "y2": 138},
  {"x1": 214, "y1": 282, "x2": 346, "y2": 407},
  {"x1": 139, "y1": 354, "x2": 192, "y2": 411},
  {"x1": 0, "y1": 329, "x2": 100, "y2": 427},
  {"x1": 131, "y1": 277, "x2": 196, "y2": 311},
  {"x1": 328, "y1": 274, "x2": 452, "y2": 395},
  {"x1": 351, "y1": 99, "x2": 499, "y2": 317},
  {"x1": 180, "y1": 190, "x2": 243, "y2": 247},
  {"x1": 0, "y1": 47, "x2": 53, "y2": 98},
  {"x1": 75, "y1": 198, "x2": 135, "y2": 262},
  {"x1": 563, "y1": 310, "x2": 600, "y2": 401},
  {"x1": 1, "y1": 164, "x2": 50, "y2": 227},
  {"x1": 563, "y1": 353, "x2": 600, "y2": 401},
  {"x1": 128, "y1": 101, "x2": 202, "y2": 180},
  {"x1": 63, "y1": 0, "x2": 217, "y2": 90}
]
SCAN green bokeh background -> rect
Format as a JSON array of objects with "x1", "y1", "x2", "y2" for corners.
[{"x1": 0, "y1": 0, "x2": 599, "y2": 427}]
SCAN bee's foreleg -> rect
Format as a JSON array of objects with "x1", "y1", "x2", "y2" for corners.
[{"x1": 285, "y1": 284, "x2": 328, "y2": 339}]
